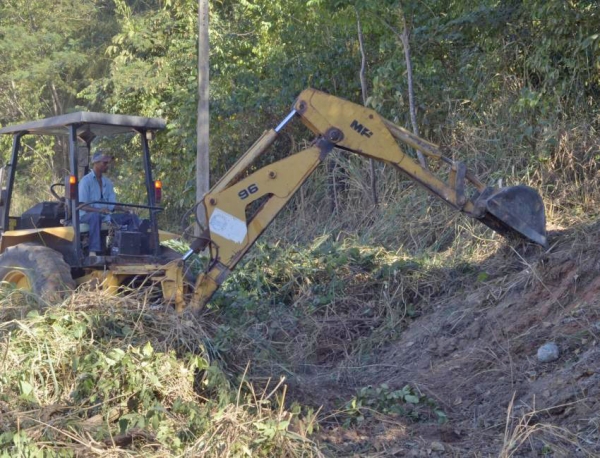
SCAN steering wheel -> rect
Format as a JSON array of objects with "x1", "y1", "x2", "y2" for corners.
[{"x1": 50, "y1": 182, "x2": 65, "y2": 201}]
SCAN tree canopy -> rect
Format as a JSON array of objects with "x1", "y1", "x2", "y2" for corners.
[{"x1": 0, "y1": 0, "x2": 598, "y2": 227}]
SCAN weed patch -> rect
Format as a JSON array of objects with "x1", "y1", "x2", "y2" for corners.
[
  {"x1": 341, "y1": 383, "x2": 448, "y2": 426},
  {"x1": 0, "y1": 292, "x2": 321, "y2": 456}
]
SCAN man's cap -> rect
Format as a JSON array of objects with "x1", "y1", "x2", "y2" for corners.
[{"x1": 91, "y1": 151, "x2": 112, "y2": 164}]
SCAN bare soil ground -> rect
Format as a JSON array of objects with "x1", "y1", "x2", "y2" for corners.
[{"x1": 287, "y1": 223, "x2": 600, "y2": 457}]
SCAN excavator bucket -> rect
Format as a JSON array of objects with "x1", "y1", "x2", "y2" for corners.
[{"x1": 474, "y1": 185, "x2": 547, "y2": 247}]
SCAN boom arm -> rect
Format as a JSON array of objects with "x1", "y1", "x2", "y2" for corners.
[{"x1": 185, "y1": 88, "x2": 546, "y2": 312}]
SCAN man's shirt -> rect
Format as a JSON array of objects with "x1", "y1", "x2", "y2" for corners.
[{"x1": 78, "y1": 171, "x2": 116, "y2": 220}]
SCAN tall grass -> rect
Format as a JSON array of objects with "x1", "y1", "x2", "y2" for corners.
[{"x1": 0, "y1": 289, "x2": 322, "y2": 457}]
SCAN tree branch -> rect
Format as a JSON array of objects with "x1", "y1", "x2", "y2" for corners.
[{"x1": 380, "y1": 13, "x2": 427, "y2": 168}]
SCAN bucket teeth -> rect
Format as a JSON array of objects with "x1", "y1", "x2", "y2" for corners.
[{"x1": 475, "y1": 185, "x2": 547, "y2": 247}]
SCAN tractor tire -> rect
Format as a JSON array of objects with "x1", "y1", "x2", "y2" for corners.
[{"x1": 0, "y1": 243, "x2": 75, "y2": 303}]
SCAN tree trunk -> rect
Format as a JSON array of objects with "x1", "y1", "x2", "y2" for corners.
[
  {"x1": 396, "y1": 11, "x2": 432, "y2": 218},
  {"x1": 356, "y1": 10, "x2": 378, "y2": 207},
  {"x1": 380, "y1": 12, "x2": 427, "y2": 168},
  {"x1": 50, "y1": 82, "x2": 67, "y2": 177},
  {"x1": 398, "y1": 14, "x2": 425, "y2": 167},
  {"x1": 196, "y1": 0, "x2": 210, "y2": 234}
]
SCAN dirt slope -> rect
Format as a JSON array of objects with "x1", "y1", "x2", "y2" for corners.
[{"x1": 312, "y1": 223, "x2": 600, "y2": 457}]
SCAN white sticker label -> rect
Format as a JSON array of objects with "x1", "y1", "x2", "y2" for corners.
[{"x1": 209, "y1": 208, "x2": 247, "y2": 243}]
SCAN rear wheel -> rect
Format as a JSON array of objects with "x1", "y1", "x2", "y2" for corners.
[{"x1": 0, "y1": 243, "x2": 75, "y2": 303}]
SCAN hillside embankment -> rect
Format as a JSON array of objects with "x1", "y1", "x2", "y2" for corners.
[
  {"x1": 311, "y1": 222, "x2": 600, "y2": 457},
  {"x1": 0, "y1": 220, "x2": 599, "y2": 457},
  {"x1": 217, "y1": 219, "x2": 600, "y2": 457}
]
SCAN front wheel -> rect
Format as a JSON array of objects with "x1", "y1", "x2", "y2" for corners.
[{"x1": 0, "y1": 243, "x2": 75, "y2": 303}]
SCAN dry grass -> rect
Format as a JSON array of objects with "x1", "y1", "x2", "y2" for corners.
[
  {"x1": 0, "y1": 289, "x2": 322, "y2": 457},
  {"x1": 500, "y1": 395, "x2": 596, "y2": 458},
  {"x1": 210, "y1": 95, "x2": 600, "y2": 456}
]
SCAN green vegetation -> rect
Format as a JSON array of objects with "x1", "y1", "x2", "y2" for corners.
[
  {"x1": 343, "y1": 383, "x2": 448, "y2": 426},
  {"x1": 0, "y1": 236, "x2": 463, "y2": 455},
  {"x1": 1, "y1": 0, "x2": 600, "y2": 455},
  {"x1": 2, "y1": 0, "x2": 599, "y2": 228},
  {"x1": 0, "y1": 292, "x2": 320, "y2": 456},
  {"x1": 210, "y1": 238, "x2": 451, "y2": 369}
]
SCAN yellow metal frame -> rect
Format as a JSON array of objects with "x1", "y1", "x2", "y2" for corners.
[
  {"x1": 75, "y1": 260, "x2": 186, "y2": 310},
  {"x1": 0, "y1": 225, "x2": 184, "y2": 306},
  {"x1": 189, "y1": 89, "x2": 494, "y2": 310},
  {"x1": 0, "y1": 227, "x2": 178, "y2": 252},
  {"x1": 0, "y1": 227, "x2": 75, "y2": 252},
  {"x1": 191, "y1": 141, "x2": 330, "y2": 308},
  {"x1": 295, "y1": 89, "x2": 486, "y2": 212}
]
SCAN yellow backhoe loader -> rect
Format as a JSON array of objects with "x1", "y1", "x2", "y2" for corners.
[
  {"x1": 183, "y1": 88, "x2": 547, "y2": 312},
  {"x1": 0, "y1": 89, "x2": 546, "y2": 312},
  {"x1": 0, "y1": 113, "x2": 189, "y2": 309}
]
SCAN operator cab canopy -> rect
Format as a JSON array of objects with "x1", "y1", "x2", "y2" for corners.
[
  {"x1": 0, "y1": 111, "x2": 167, "y2": 227},
  {"x1": 0, "y1": 112, "x2": 166, "y2": 137}
]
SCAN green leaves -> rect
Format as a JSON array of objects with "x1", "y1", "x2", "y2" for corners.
[
  {"x1": 104, "y1": 347, "x2": 125, "y2": 366},
  {"x1": 343, "y1": 383, "x2": 448, "y2": 425},
  {"x1": 0, "y1": 0, "x2": 116, "y2": 120},
  {"x1": 0, "y1": 300, "x2": 318, "y2": 455},
  {"x1": 253, "y1": 419, "x2": 290, "y2": 442},
  {"x1": 1, "y1": 0, "x2": 599, "y2": 225},
  {"x1": 18, "y1": 380, "x2": 33, "y2": 397}
]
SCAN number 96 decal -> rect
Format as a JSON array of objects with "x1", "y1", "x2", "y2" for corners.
[{"x1": 238, "y1": 184, "x2": 259, "y2": 200}]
